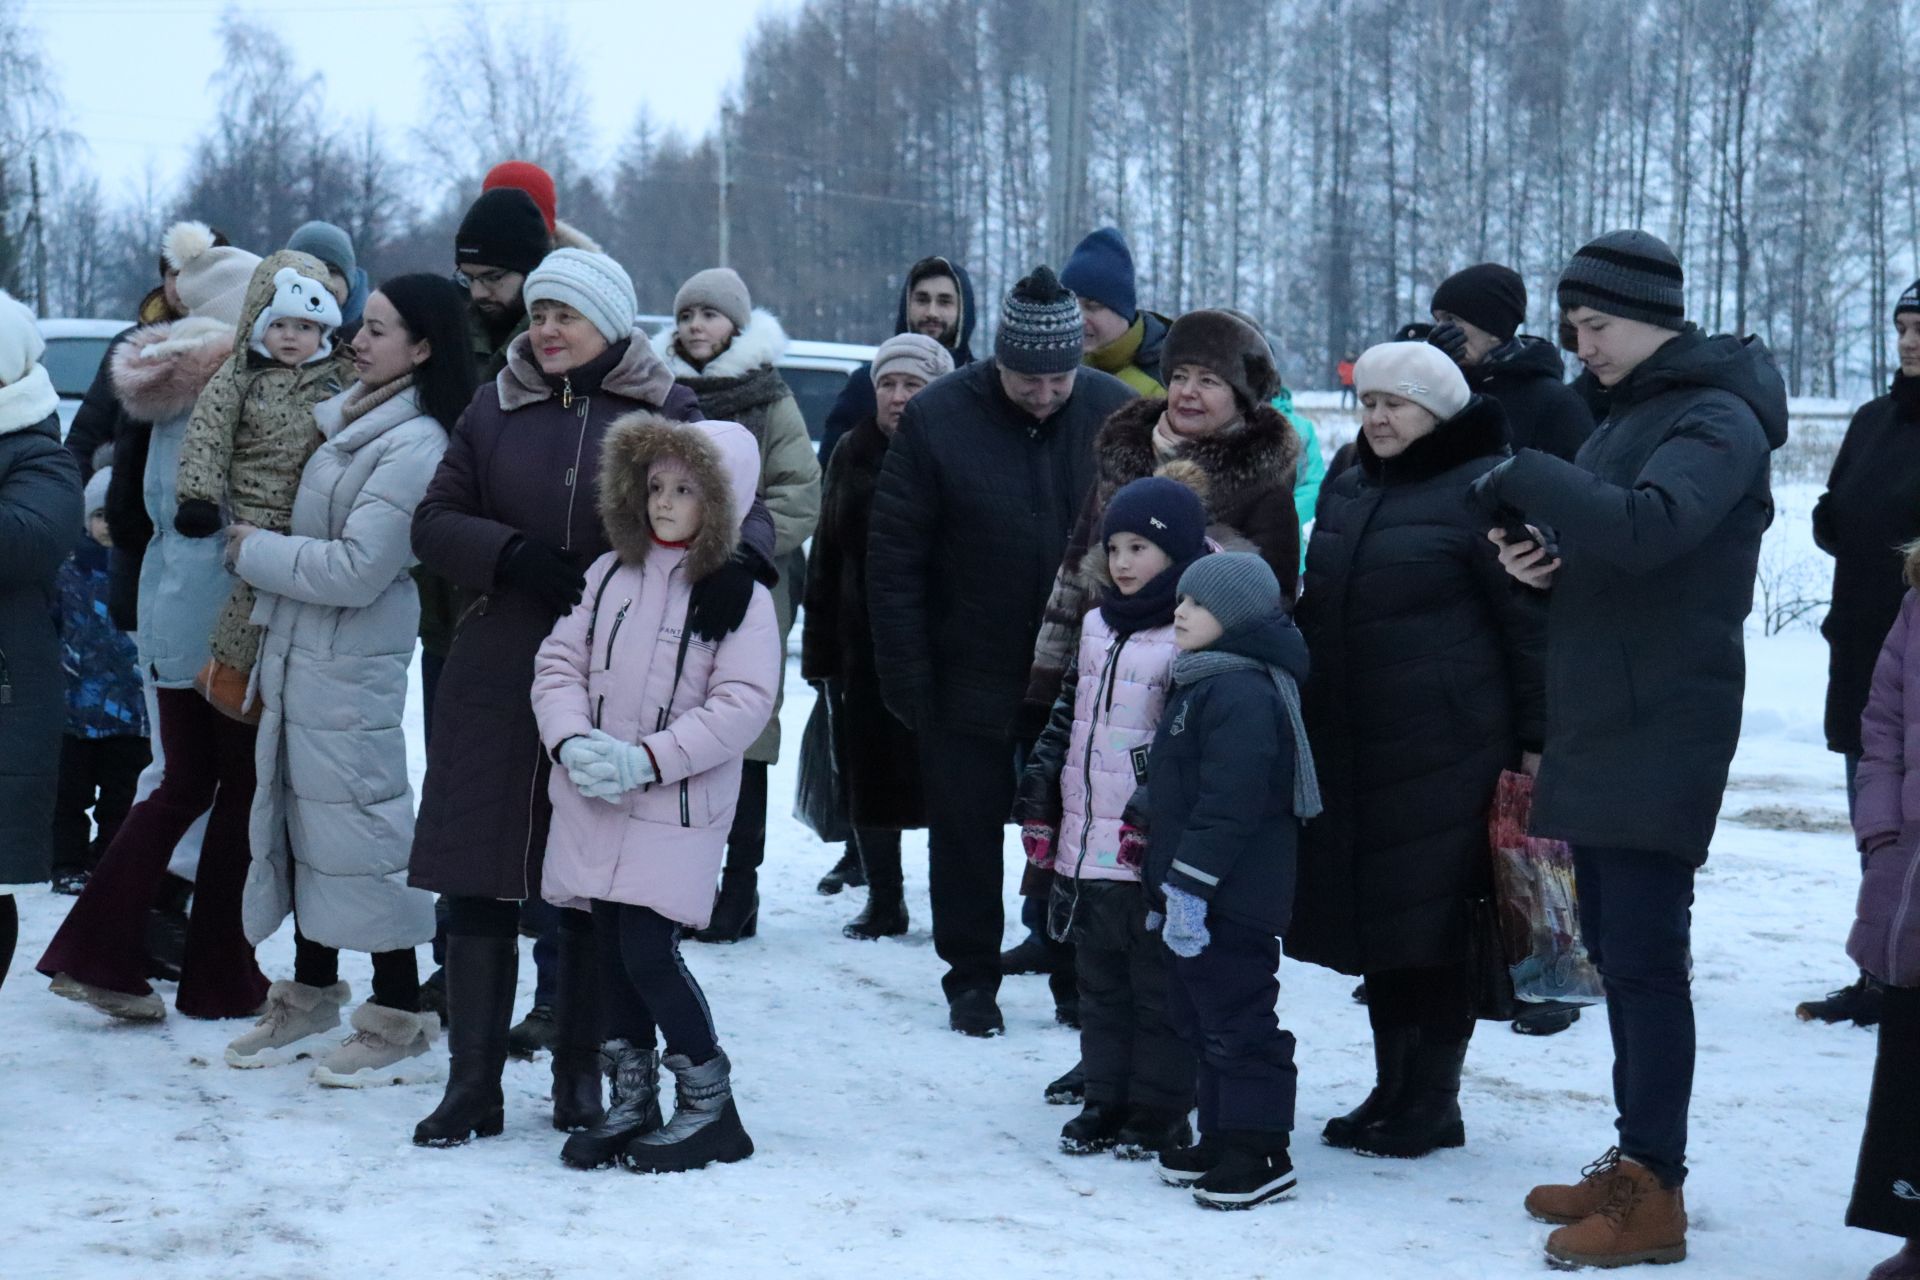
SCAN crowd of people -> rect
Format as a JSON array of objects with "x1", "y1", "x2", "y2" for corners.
[{"x1": 0, "y1": 161, "x2": 1913, "y2": 1274}]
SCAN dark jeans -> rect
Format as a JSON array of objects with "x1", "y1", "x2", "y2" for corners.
[
  {"x1": 1365, "y1": 961, "x2": 1476, "y2": 1042},
  {"x1": 1, "y1": 894, "x2": 17, "y2": 991},
  {"x1": 37, "y1": 687, "x2": 268, "y2": 1018},
  {"x1": 1573, "y1": 845, "x2": 1696, "y2": 1189},
  {"x1": 445, "y1": 894, "x2": 519, "y2": 938},
  {"x1": 52, "y1": 734, "x2": 151, "y2": 876},
  {"x1": 293, "y1": 928, "x2": 422, "y2": 1012},
  {"x1": 1850, "y1": 983, "x2": 1920, "y2": 1238},
  {"x1": 525, "y1": 896, "x2": 561, "y2": 1008},
  {"x1": 918, "y1": 725, "x2": 1018, "y2": 1001},
  {"x1": 1165, "y1": 912, "x2": 1296, "y2": 1138},
  {"x1": 1067, "y1": 878, "x2": 1193, "y2": 1110},
  {"x1": 1846, "y1": 752, "x2": 1862, "y2": 827},
  {"x1": 593, "y1": 899, "x2": 718, "y2": 1063},
  {"x1": 724, "y1": 759, "x2": 769, "y2": 874}
]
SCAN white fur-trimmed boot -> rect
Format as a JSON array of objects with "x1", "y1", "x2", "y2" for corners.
[
  {"x1": 311, "y1": 1002, "x2": 443, "y2": 1088},
  {"x1": 225, "y1": 980, "x2": 350, "y2": 1067}
]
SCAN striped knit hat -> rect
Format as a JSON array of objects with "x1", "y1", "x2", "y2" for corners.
[
  {"x1": 1557, "y1": 230, "x2": 1686, "y2": 332},
  {"x1": 995, "y1": 265, "x2": 1083, "y2": 375},
  {"x1": 1895, "y1": 280, "x2": 1920, "y2": 319}
]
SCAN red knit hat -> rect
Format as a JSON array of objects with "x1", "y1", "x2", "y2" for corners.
[{"x1": 482, "y1": 161, "x2": 557, "y2": 233}]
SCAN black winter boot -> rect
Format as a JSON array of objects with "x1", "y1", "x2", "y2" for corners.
[
  {"x1": 507, "y1": 1003, "x2": 555, "y2": 1059},
  {"x1": 413, "y1": 935, "x2": 517, "y2": 1147},
  {"x1": 621, "y1": 1048, "x2": 754, "y2": 1173},
  {"x1": 1044, "y1": 1060, "x2": 1085, "y2": 1105},
  {"x1": 1192, "y1": 1133, "x2": 1297, "y2": 1209},
  {"x1": 999, "y1": 935, "x2": 1055, "y2": 976},
  {"x1": 550, "y1": 924, "x2": 604, "y2": 1133},
  {"x1": 1113, "y1": 1104, "x2": 1193, "y2": 1160},
  {"x1": 1796, "y1": 972, "x2": 1884, "y2": 1027},
  {"x1": 947, "y1": 989, "x2": 1005, "y2": 1037},
  {"x1": 560, "y1": 1039, "x2": 662, "y2": 1170},
  {"x1": 693, "y1": 871, "x2": 759, "y2": 944},
  {"x1": 146, "y1": 873, "x2": 192, "y2": 983},
  {"x1": 1158, "y1": 1135, "x2": 1225, "y2": 1187},
  {"x1": 1323, "y1": 1024, "x2": 1418, "y2": 1149},
  {"x1": 843, "y1": 837, "x2": 906, "y2": 939},
  {"x1": 816, "y1": 845, "x2": 866, "y2": 896},
  {"x1": 1059, "y1": 1100, "x2": 1129, "y2": 1154},
  {"x1": 1511, "y1": 1001, "x2": 1582, "y2": 1036},
  {"x1": 1350, "y1": 1033, "x2": 1468, "y2": 1159}
]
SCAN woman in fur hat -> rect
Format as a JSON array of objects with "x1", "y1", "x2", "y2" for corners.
[
  {"x1": 531, "y1": 413, "x2": 781, "y2": 1174},
  {"x1": 1293, "y1": 341, "x2": 1546, "y2": 1161},
  {"x1": 654, "y1": 267, "x2": 821, "y2": 944}
]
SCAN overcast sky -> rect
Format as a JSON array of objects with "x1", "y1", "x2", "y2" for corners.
[{"x1": 24, "y1": 0, "x2": 801, "y2": 197}]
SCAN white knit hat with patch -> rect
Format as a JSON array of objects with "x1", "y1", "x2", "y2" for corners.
[{"x1": 1352, "y1": 341, "x2": 1471, "y2": 421}]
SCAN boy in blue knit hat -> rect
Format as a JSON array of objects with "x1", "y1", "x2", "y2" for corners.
[
  {"x1": 1060, "y1": 226, "x2": 1171, "y2": 396},
  {"x1": 1143, "y1": 551, "x2": 1319, "y2": 1209}
]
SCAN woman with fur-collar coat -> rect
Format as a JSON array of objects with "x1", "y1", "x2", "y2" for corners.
[
  {"x1": 38, "y1": 247, "x2": 276, "y2": 1022},
  {"x1": 1023, "y1": 309, "x2": 1303, "y2": 728},
  {"x1": 655, "y1": 268, "x2": 822, "y2": 943}
]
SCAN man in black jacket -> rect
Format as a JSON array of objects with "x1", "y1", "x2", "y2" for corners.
[
  {"x1": 1429, "y1": 262, "x2": 1594, "y2": 461},
  {"x1": 1471, "y1": 231, "x2": 1788, "y2": 1270},
  {"x1": 817, "y1": 255, "x2": 978, "y2": 466},
  {"x1": 868, "y1": 266, "x2": 1134, "y2": 1036}
]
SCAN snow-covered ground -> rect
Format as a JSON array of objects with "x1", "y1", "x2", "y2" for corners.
[{"x1": 2, "y1": 424, "x2": 1890, "y2": 1279}]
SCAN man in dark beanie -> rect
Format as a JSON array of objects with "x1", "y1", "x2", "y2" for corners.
[
  {"x1": 1466, "y1": 228, "x2": 1788, "y2": 1270},
  {"x1": 868, "y1": 266, "x2": 1135, "y2": 1036},
  {"x1": 1061, "y1": 226, "x2": 1172, "y2": 397},
  {"x1": 1428, "y1": 262, "x2": 1593, "y2": 461},
  {"x1": 454, "y1": 186, "x2": 553, "y2": 376}
]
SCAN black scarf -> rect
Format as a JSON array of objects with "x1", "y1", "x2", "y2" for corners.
[{"x1": 1096, "y1": 553, "x2": 1199, "y2": 635}]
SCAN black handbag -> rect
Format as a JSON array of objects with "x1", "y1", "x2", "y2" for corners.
[{"x1": 793, "y1": 687, "x2": 851, "y2": 843}]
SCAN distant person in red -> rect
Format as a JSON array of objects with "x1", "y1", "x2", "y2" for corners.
[{"x1": 1337, "y1": 352, "x2": 1357, "y2": 409}]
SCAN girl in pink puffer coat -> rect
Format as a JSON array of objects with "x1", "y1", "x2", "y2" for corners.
[
  {"x1": 531, "y1": 413, "x2": 779, "y2": 1176},
  {"x1": 1013, "y1": 475, "x2": 1210, "y2": 1161}
]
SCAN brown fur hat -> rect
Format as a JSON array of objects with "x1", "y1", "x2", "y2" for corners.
[
  {"x1": 1162, "y1": 309, "x2": 1280, "y2": 410},
  {"x1": 598, "y1": 412, "x2": 761, "y2": 581}
]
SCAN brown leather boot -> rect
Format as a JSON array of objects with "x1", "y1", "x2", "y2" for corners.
[
  {"x1": 1544, "y1": 1157, "x2": 1687, "y2": 1269},
  {"x1": 1526, "y1": 1146, "x2": 1626, "y2": 1224}
]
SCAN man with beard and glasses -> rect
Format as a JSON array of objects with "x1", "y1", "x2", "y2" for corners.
[{"x1": 454, "y1": 187, "x2": 553, "y2": 378}]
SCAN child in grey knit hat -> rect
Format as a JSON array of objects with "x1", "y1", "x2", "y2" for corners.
[{"x1": 1141, "y1": 550, "x2": 1316, "y2": 1210}]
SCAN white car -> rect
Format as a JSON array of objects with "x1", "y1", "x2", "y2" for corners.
[{"x1": 38, "y1": 318, "x2": 133, "y2": 438}]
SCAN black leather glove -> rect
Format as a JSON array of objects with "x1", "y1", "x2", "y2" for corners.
[
  {"x1": 1427, "y1": 321, "x2": 1471, "y2": 365},
  {"x1": 497, "y1": 537, "x2": 585, "y2": 615},
  {"x1": 688, "y1": 552, "x2": 758, "y2": 642},
  {"x1": 173, "y1": 498, "x2": 223, "y2": 539}
]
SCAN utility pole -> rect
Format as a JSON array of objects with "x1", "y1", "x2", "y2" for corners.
[
  {"x1": 1046, "y1": 0, "x2": 1090, "y2": 264},
  {"x1": 718, "y1": 103, "x2": 733, "y2": 269}
]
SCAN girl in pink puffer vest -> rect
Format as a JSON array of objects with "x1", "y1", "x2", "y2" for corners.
[
  {"x1": 1014, "y1": 475, "x2": 1210, "y2": 1160},
  {"x1": 531, "y1": 413, "x2": 779, "y2": 1176}
]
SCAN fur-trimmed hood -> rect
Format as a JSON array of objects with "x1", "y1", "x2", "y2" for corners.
[
  {"x1": 597, "y1": 414, "x2": 761, "y2": 580},
  {"x1": 1355, "y1": 393, "x2": 1511, "y2": 484},
  {"x1": 554, "y1": 219, "x2": 602, "y2": 254},
  {"x1": 499, "y1": 325, "x2": 678, "y2": 411},
  {"x1": 1091, "y1": 395, "x2": 1302, "y2": 516},
  {"x1": 110, "y1": 315, "x2": 237, "y2": 422},
  {"x1": 653, "y1": 307, "x2": 789, "y2": 381}
]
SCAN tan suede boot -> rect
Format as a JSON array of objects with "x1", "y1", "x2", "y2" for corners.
[
  {"x1": 1526, "y1": 1146, "x2": 1626, "y2": 1225},
  {"x1": 1544, "y1": 1157, "x2": 1687, "y2": 1269}
]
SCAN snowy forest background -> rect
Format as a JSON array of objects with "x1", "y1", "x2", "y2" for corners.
[{"x1": 0, "y1": 0, "x2": 1912, "y2": 396}]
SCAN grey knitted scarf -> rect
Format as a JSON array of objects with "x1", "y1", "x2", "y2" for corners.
[{"x1": 1172, "y1": 649, "x2": 1323, "y2": 819}]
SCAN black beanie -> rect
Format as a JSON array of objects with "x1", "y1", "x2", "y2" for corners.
[
  {"x1": 1557, "y1": 230, "x2": 1686, "y2": 331},
  {"x1": 1432, "y1": 263, "x2": 1527, "y2": 342},
  {"x1": 1896, "y1": 280, "x2": 1920, "y2": 320},
  {"x1": 456, "y1": 188, "x2": 552, "y2": 277}
]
